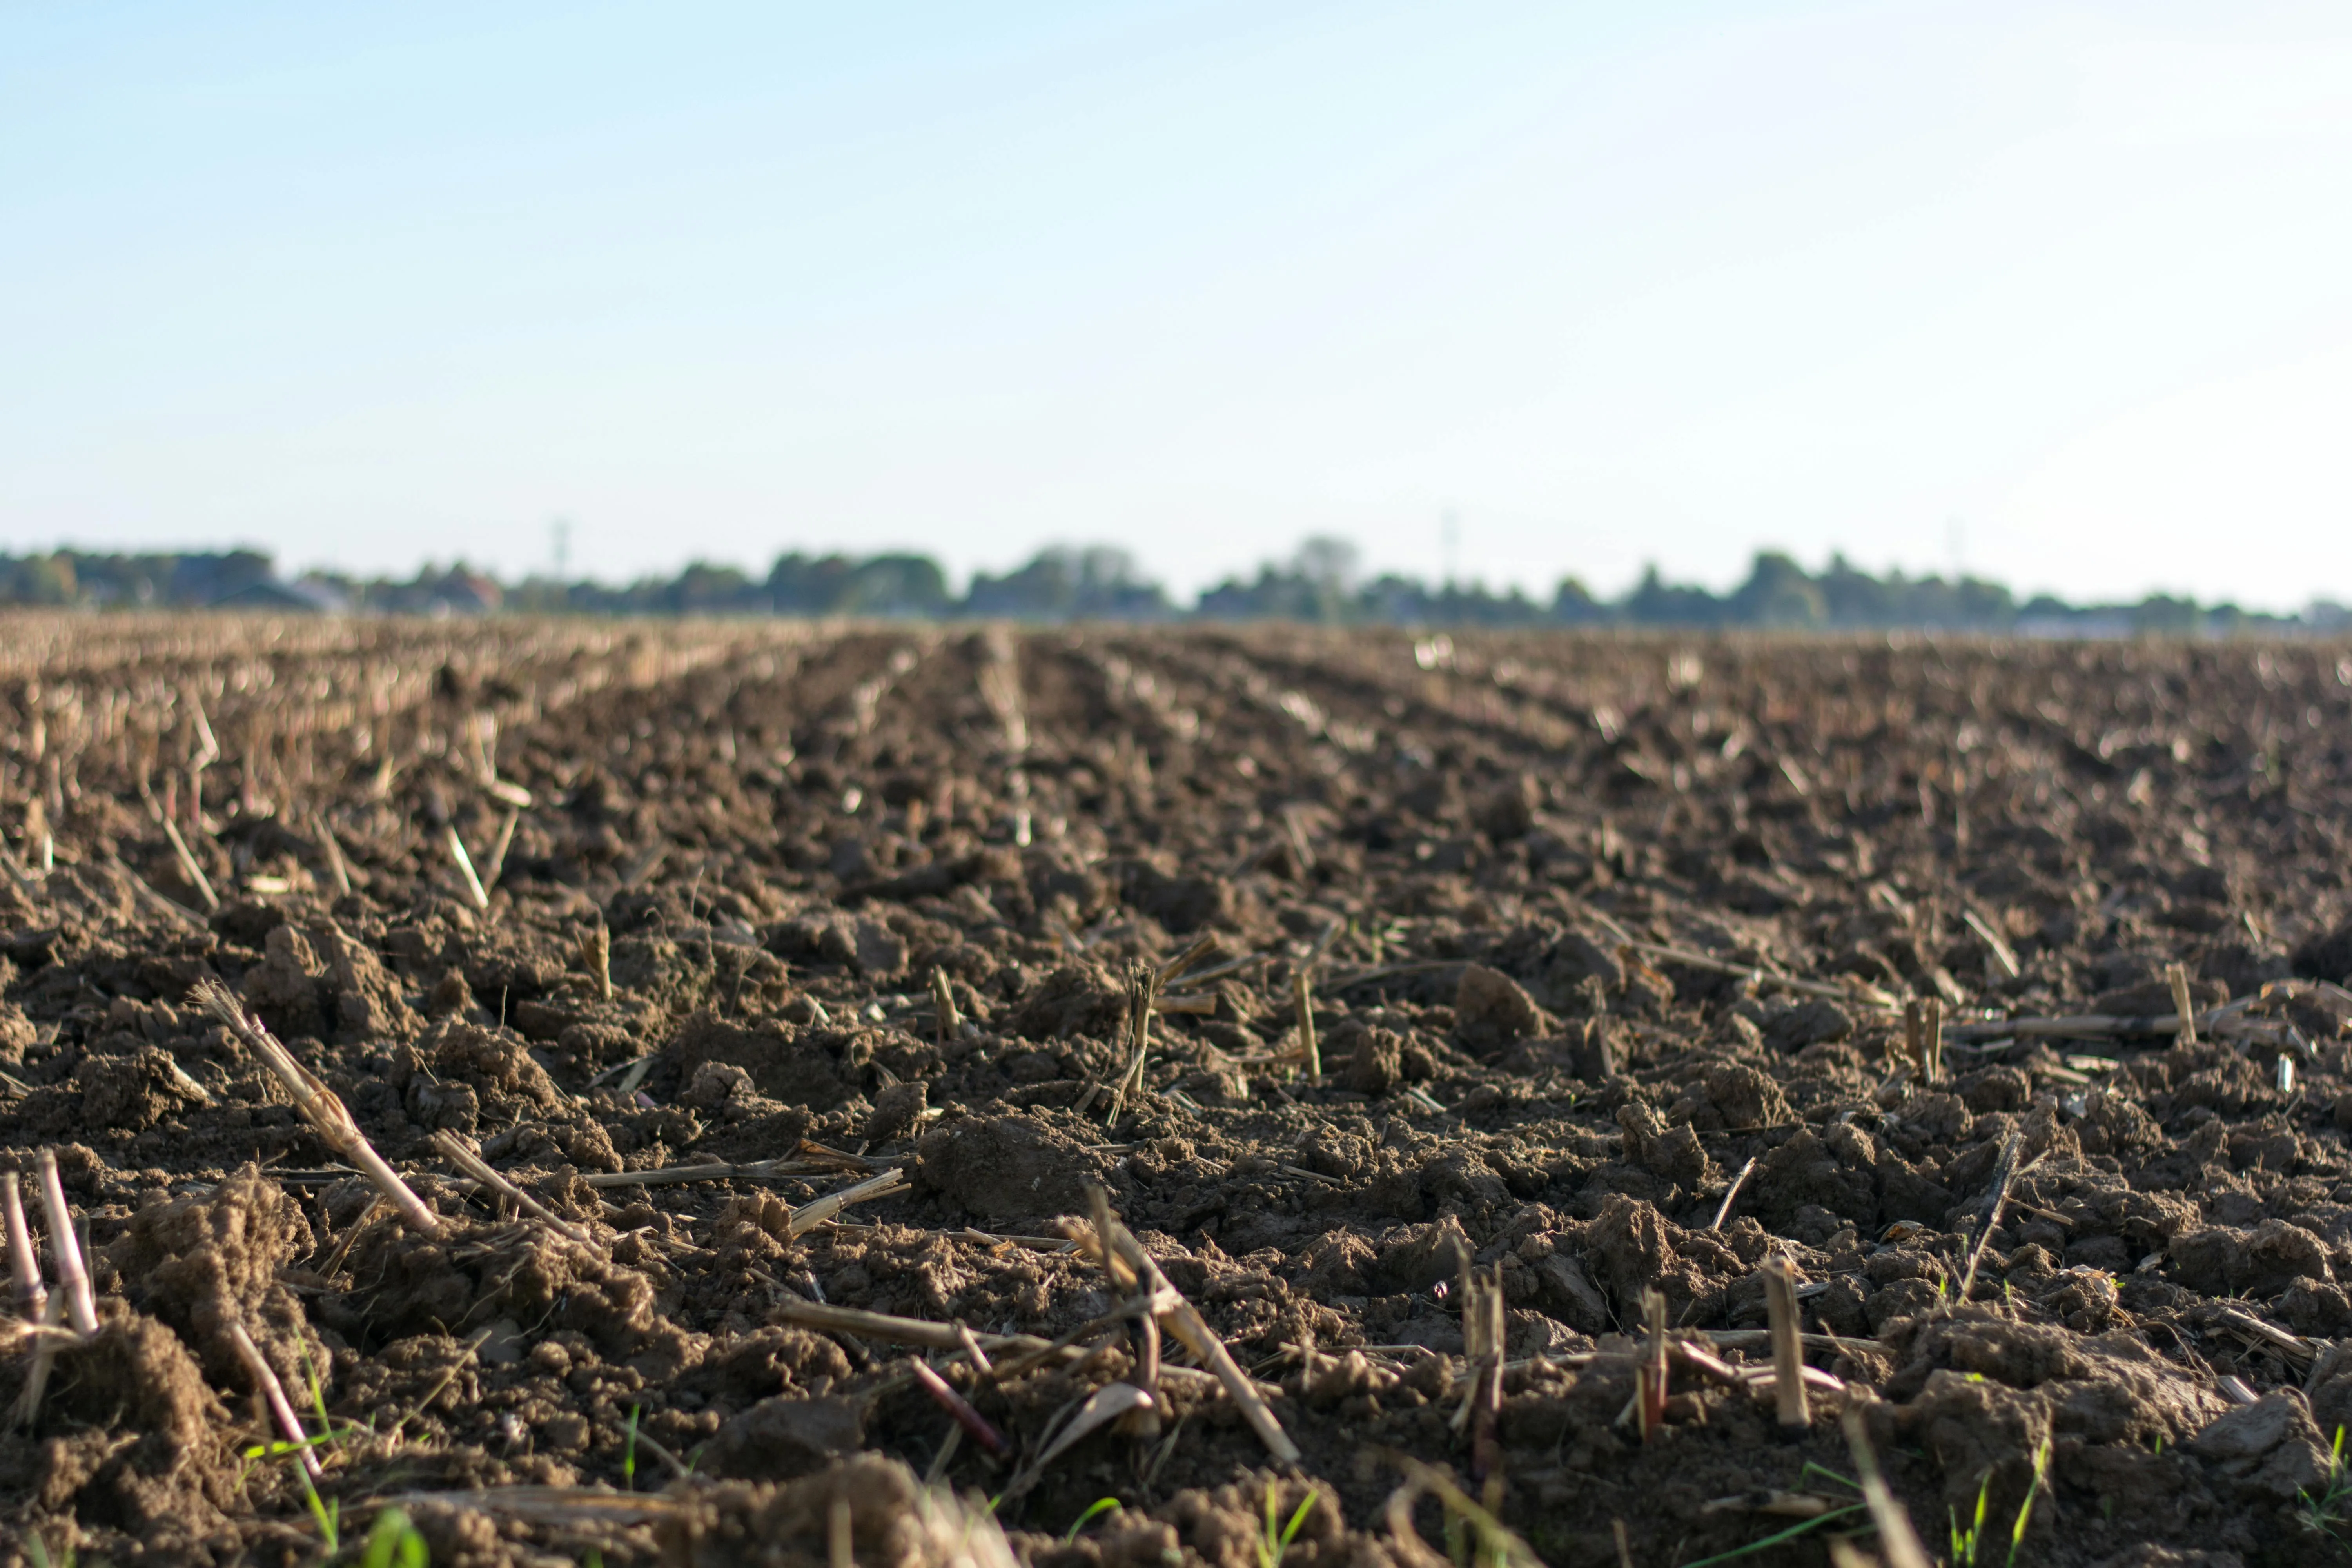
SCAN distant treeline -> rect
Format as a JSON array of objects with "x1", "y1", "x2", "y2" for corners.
[{"x1": 4, "y1": 540, "x2": 2347, "y2": 635}]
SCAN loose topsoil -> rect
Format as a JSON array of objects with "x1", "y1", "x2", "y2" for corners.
[{"x1": 7, "y1": 617, "x2": 2352, "y2": 1568}]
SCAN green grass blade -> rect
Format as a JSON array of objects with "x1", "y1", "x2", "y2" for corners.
[
  {"x1": 1798, "y1": 1462, "x2": 1860, "y2": 1494},
  {"x1": 2006, "y1": 1441, "x2": 2051, "y2": 1567},
  {"x1": 1679, "y1": 1504, "x2": 1869, "y2": 1568},
  {"x1": 1066, "y1": 1498, "x2": 1123, "y2": 1543},
  {"x1": 1281, "y1": 1489, "x2": 1319, "y2": 1549}
]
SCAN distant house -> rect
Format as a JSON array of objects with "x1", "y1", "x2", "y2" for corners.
[
  {"x1": 439, "y1": 571, "x2": 504, "y2": 614},
  {"x1": 211, "y1": 577, "x2": 350, "y2": 614}
]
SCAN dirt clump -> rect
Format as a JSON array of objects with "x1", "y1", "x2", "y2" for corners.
[
  {"x1": 674, "y1": 1012, "x2": 856, "y2": 1110},
  {"x1": 659, "y1": 1454, "x2": 1008, "y2": 1568},
  {"x1": 108, "y1": 1163, "x2": 321, "y2": 1393},
  {"x1": 702, "y1": 1394, "x2": 868, "y2": 1480},
  {"x1": 1328, "y1": 1016, "x2": 1402, "y2": 1095},
  {"x1": 72, "y1": 1047, "x2": 207, "y2": 1131},
  {"x1": 14, "y1": 1309, "x2": 237, "y2": 1552},
  {"x1": 1452, "y1": 964, "x2": 1548, "y2": 1057},
  {"x1": 1004, "y1": 960, "x2": 1131, "y2": 1042},
  {"x1": 916, "y1": 1113, "x2": 1106, "y2": 1221}
]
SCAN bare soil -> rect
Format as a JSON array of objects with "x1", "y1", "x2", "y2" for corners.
[{"x1": 6, "y1": 617, "x2": 2352, "y2": 1568}]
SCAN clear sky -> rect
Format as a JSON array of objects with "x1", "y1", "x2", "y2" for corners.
[{"x1": 7, "y1": 2, "x2": 2352, "y2": 606}]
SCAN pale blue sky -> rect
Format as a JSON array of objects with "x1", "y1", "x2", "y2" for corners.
[{"x1": 7, "y1": 2, "x2": 2352, "y2": 604}]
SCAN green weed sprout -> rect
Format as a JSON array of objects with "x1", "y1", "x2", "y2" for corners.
[
  {"x1": 2007, "y1": 1439, "x2": 2051, "y2": 1566},
  {"x1": 1257, "y1": 1483, "x2": 1317, "y2": 1568},
  {"x1": 236, "y1": 1431, "x2": 336, "y2": 1491},
  {"x1": 1799, "y1": 1463, "x2": 1859, "y2": 1494},
  {"x1": 1681, "y1": 1463, "x2": 1868, "y2": 1568},
  {"x1": 299, "y1": 1338, "x2": 340, "y2": 1454},
  {"x1": 1951, "y1": 1474, "x2": 1990, "y2": 1566},
  {"x1": 297, "y1": 1464, "x2": 340, "y2": 1553},
  {"x1": 1682, "y1": 1506, "x2": 1869, "y2": 1568},
  {"x1": 1949, "y1": 1441, "x2": 2051, "y2": 1568},
  {"x1": 2298, "y1": 1424, "x2": 2352, "y2": 1550},
  {"x1": 362, "y1": 1506, "x2": 430, "y2": 1568},
  {"x1": 624, "y1": 1404, "x2": 642, "y2": 1491},
  {"x1": 26, "y1": 1535, "x2": 74, "y2": 1568},
  {"x1": 1066, "y1": 1498, "x2": 1123, "y2": 1543}
]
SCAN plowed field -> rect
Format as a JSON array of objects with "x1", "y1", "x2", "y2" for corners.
[{"x1": 6, "y1": 617, "x2": 2352, "y2": 1568}]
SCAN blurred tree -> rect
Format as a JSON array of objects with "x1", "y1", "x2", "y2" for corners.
[
  {"x1": 964, "y1": 545, "x2": 1168, "y2": 620},
  {"x1": 1622, "y1": 565, "x2": 1726, "y2": 626},
  {"x1": 1729, "y1": 552, "x2": 1828, "y2": 627}
]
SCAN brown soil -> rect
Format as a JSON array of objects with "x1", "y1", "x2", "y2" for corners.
[{"x1": 5, "y1": 617, "x2": 2352, "y2": 1567}]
